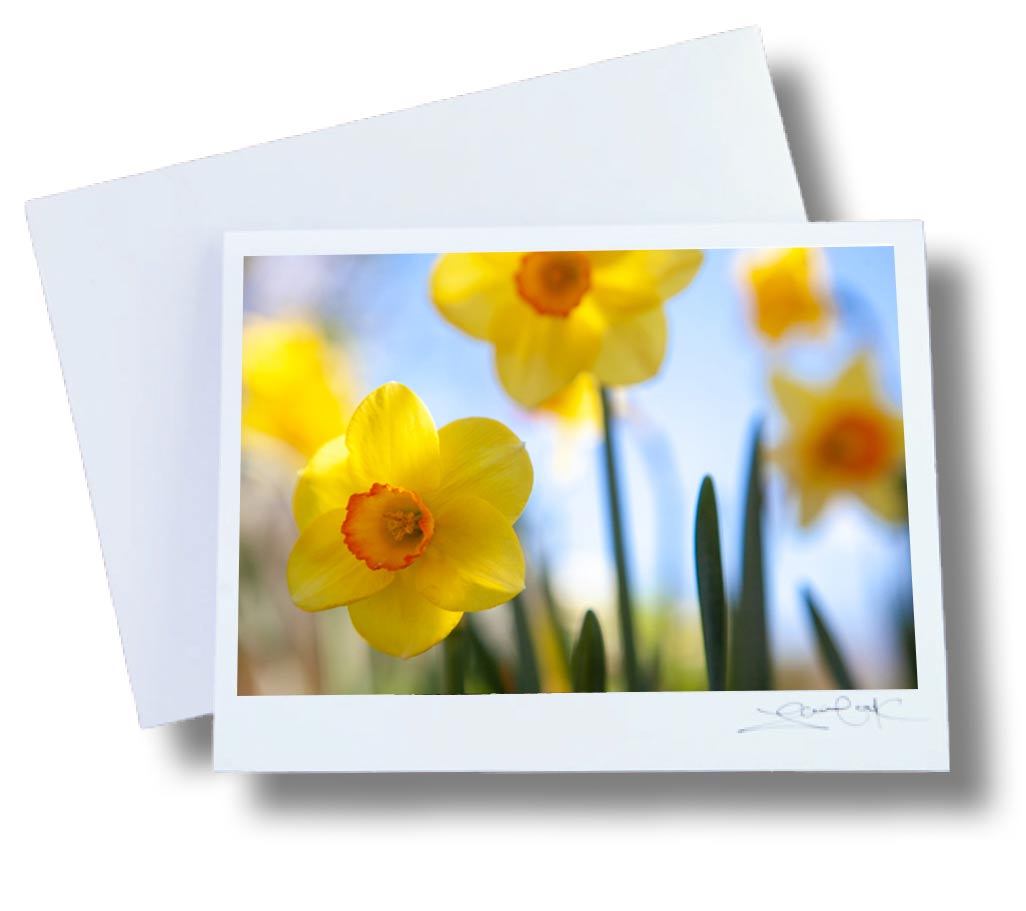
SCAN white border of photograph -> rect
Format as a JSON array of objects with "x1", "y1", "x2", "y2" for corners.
[{"x1": 215, "y1": 223, "x2": 948, "y2": 773}]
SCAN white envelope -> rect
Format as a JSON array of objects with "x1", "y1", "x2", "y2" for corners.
[{"x1": 26, "y1": 26, "x2": 806, "y2": 727}]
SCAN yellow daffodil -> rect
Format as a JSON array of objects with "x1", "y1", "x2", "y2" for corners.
[
  {"x1": 242, "y1": 317, "x2": 354, "y2": 458},
  {"x1": 771, "y1": 354, "x2": 906, "y2": 526},
  {"x1": 744, "y1": 248, "x2": 832, "y2": 342},
  {"x1": 531, "y1": 374, "x2": 605, "y2": 481},
  {"x1": 286, "y1": 382, "x2": 533, "y2": 658},
  {"x1": 431, "y1": 250, "x2": 703, "y2": 407}
]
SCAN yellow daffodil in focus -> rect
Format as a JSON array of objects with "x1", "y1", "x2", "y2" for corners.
[
  {"x1": 431, "y1": 250, "x2": 703, "y2": 407},
  {"x1": 286, "y1": 382, "x2": 533, "y2": 658},
  {"x1": 744, "y1": 248, "x2": 832, "y2": 342},
  {"x1": 772, "y1": 354, "x2": 906, "y2": 526},
  {"x1": 242, "y1": 317, "x2": 353, "y2": 458}
]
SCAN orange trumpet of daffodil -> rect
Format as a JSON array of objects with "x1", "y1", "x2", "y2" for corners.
[
  {"x1": 771, "y1": 354, "x2": 907, "y2": 526},
  {"x1": 286, "y1": 382, "x2": 533, "y2": 658},
  {"x1": 431, "y1": 250, "x2": 703, "y2": 407},
  {"x1": 744, "y1": 248, "x2": 833, "y2": 343}
]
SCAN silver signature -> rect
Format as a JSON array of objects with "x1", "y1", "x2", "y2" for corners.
[{"x1": 738, "y1": 695, "x2": 922, "y2": 734}]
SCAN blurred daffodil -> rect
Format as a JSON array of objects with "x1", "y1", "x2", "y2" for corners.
[
  {"x1": 431, "y1": 250, "x2": 703, "y2": 407},
  {"x1": 287, "y1": 382, "x2": 533, "y2": 658},
  {"x1": 536, "y1": 373, "x2": 602, "y2": 428},
  {"x1": 531, "y1": 374, "x2": 606, "y2": 481},
  {"x1": 744, "y1": 248, "x2": 832, "y2": 343},
  {"x1": 242, "y1": 317, "x2": 354, "y2": 459},
  {"x1": 771, "y1": 354, "x2": 906, "y2": 526}
]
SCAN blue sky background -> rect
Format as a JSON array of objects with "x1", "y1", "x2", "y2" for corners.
[{"x1": 244, "y1": 246, "x2": 912, "y2": 686}]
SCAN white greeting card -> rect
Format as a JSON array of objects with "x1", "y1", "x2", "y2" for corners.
[
  {"x1": 26, "y1": 28, "x2": 805, "y2": 726},
  {"x1": 215, "y1": 223, "x2": 947, "y2": 772}
]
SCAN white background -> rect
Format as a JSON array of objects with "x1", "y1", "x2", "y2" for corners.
[{"x1": 0, "y1": 1, "x2": 1017, "y2": 906}]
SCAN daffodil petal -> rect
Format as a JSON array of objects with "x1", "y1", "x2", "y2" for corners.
[
  {"x1": 643, "y1": 250, "x2": 705, "y2": 298},
  {"x1": 292, "y1": 436, "x2": 366, "y2": 531},
  {"x1": 834, "y1": 353, "x2": 879, "y2": 400},
  {"x1": 537, "y1": 372, "x2": 602, "y2": 427},
  {"x1": 348, "y1": 571, "x2": 462, "y2": 658},
  {"x1": 589, "y1": 250, "x2": 703, "y2": 317},
  {"x1": 585, "y1": 284, "x2": 661, "y2": 318},
  {"x1": 345, "y1": 382, "x2": 441, "y2": 492},
  {"x1": 431, "y1": 253, "x2": 520, "y2": 340},
  {"x1": 287, "y1": 509, "x2": 395, "y2": 611},
  {"x1": 591, "y1": 306, "x2": 667, "y2": 386},
  {"x1": 413, "y1": 496, "x2": 525, "y2": 612},
  {"x1": 432, "y1": 418, "x2": 533, "y2": 521},
  {"x1": 769, "y1": 440, "x2": 799, "y2": 478},
  {"x1": 770, "y1": 372, "x2": 821, "y2": 425},
  {"x1": 797, "y1": 486, "x2": 831, "y2": 527},
  {"x1": 857, "y1": 477, "x2": 908, "y2": 523},
  {"x1": 491, "y1": 302, "x2": 604, "y2": 407}
]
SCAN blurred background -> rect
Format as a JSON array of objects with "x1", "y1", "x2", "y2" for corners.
[{"x1": 239, "y1": 246, "x2": 914, "y2": 695}]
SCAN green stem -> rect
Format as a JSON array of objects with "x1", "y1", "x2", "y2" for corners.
[
  {"x1": 442, "y1": 624, "x2": 465, "y2": 695},
  {"x1": 599, "y1": 386, "x2": 642, "y2": 691}
]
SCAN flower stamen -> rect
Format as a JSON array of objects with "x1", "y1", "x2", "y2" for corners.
[
  {"x1": 515, "y1": 252, "x2": 591, "y2": 317},
  {"x1": 814, "y1": 411, "x2": 889, "y2": 479},
  {"x1": 342, "y1": 482, "x2": 435, "y2": 570},
  {"x1": 382, "y1": 508, "x2": 420, "y2": 542}
]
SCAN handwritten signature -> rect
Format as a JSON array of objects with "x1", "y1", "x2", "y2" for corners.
[{"x1": 738, "y1": 695, "x2": 922, "y2": 734}]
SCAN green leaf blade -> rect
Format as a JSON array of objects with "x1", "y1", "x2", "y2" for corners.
[
  {"x1": 803, "y1": 588, "x2": 857, "y2": 690},
  {"x1": 464, "y1": 615, "x2": 506, "y2": 694},
  {"x1": 511, "y1": 595, "x2": 541, "y2": 694},
  {"x1": 731, "y1": 425, "x2": 773, "y2": 690},
  {"x1": 694, "y1": 476, "x2": 728, "y2": 691},
  {"x1": 570, "y1": 609, "x2": 607, "y2": 693},
  {"x1": 443, "y1": 624, "x2": 466, "y2": 695}
]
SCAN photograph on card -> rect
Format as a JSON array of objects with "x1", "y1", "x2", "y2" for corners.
[{"x1": 237, "y1": 245, "x2": 914, "y2": 697}]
